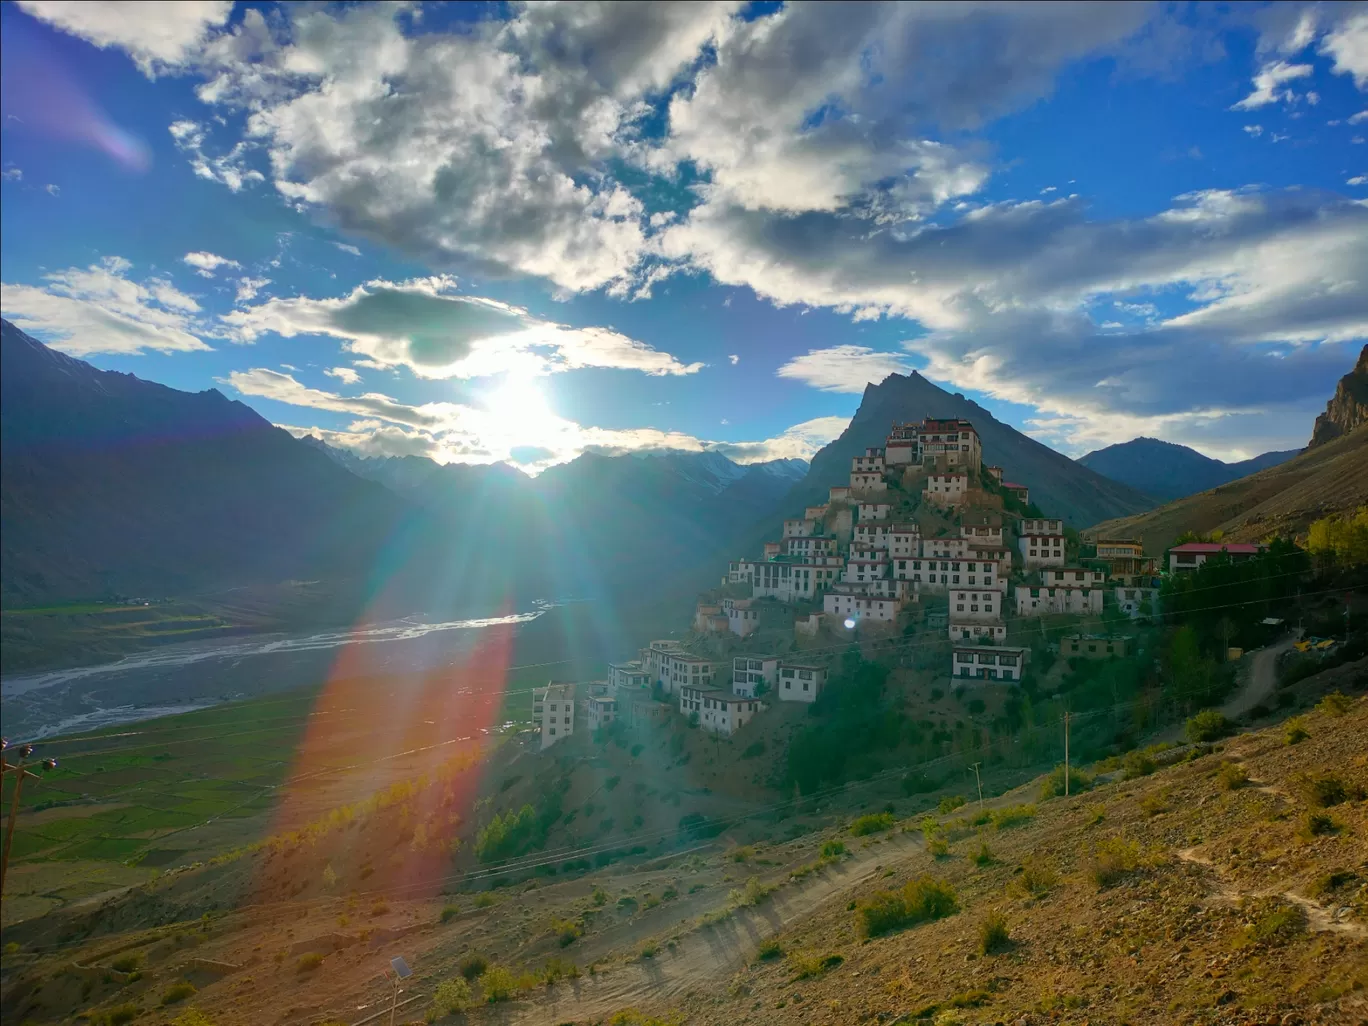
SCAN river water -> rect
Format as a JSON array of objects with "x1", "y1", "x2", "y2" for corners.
[{"x1": 0, "y1": 607, "x2": 554, "y2": 741}]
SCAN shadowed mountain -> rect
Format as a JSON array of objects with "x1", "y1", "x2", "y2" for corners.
[
  {"x1": 0, "y1": 319, "x2": 407, "y2": 608},
  {"x1": 1078, "y1": 437, "x2": 1301, "y2": 503},
  {"x1": 795, "y1": 372, "x2": 1156, "y2": 527}
]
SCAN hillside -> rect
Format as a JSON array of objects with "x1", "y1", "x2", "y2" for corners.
[
  {"x1": 1079, "y1": 437, "x2": 1300, "y2": 502},
  {"x1": 1089, "y1": 423, "x2": 1368, "y2": 552},
  {"x1": 1310, "y1": 344, "x2": 1368, "y2": 447},
  {"x1": 0, "y1": 319, "x2": 407, "y2": 607},
  {"x1": 796, "y1": 372, "x2": 1156, "y2": 527}
]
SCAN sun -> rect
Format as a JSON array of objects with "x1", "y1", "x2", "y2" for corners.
[{"x1": 481, "y1": 371, "x2": 561, "y2": 444}]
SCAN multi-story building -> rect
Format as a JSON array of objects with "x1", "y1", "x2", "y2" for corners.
[
  {"x1": 752, "y1": 559, "x2": 839, "y2": 602},
  {"x1": 922, "y1": 536, "x2": 970, "y2": 560},
  {"x1": 888, "y1": 522, "x2": 922, "y2": 559},
  {"x1": 533, "y1": 681, "x2": 575, "y2": 749},
  {"x1": 1168, "y1": 542, "x2": 1265, "y2": 573},
  {"x1": 852, "y1": 448, "x2": 886, "y2": 474},
  {"x1": 660, "y1": 651, "x2": 715, "y2": 694},
  {"x1": 919, "y1": 418, "x2": 981, "y2": 470},
  {"x1": 951, "y1": 645, "x2": 1027, "y2": 683},
  {"x1": 844, "y1": 556, "x2": 890, "y2": 583},
  {"x1": 763, "y1": 541, "x2": 783, "y2": 559},
  {"x1": 985, "y1": 465, "x2": 1004, "y2": 482},
  {"x1": 618, "y1": 689, "x2": 671, "y2": 730},
  {"x1": 885, "y1": 421, "x2": 921, "y2": 466},
  {"x1": 850, "y1": 471, "x2": 887, "y2": 494},
  {"x1": 853, "y1": 522, "x2": 893, "y2": 550},
  {"x1": 586, "y1": 694, "x2": 617, "y2": 733},
  {"x1": 1042, "y1": 566, "x2": 1107, "y2": 589},
  {"x1": 784, "y1": 518, "x2": 818, "y2": 538},
  {"x1": 608, "y1": 661, "x2": 649, "y2": 691},
  {"x1": 732, "y1": 655, "x2": 779, "y2": 698},
  {"x1": 1061, "y1": 634, "x2": 1129, "y2": 659},
  {"x1": 950, "y1": 588, "x2": 1000, "y2": 621},
  {"x1": 1018, "y1": 521, "x2": 1066, "y2": 568},
  {"x1": 785, "y1": 535, "x2": 839, "y2": 558},
  {"x1": 777, "y1": 662, "x2": 828, "y2": 702},
  {"x1": 923, "y1": 473, "x2": 969, "y2": 507},
  {"x1": 804, "y1": 504, "x2": 829, "y2": 521},
  {"x1": 641, "y1": 640, "x2": 683, "y2": 688},
  {"x1": 858, "y1": 501, "x2": 893, "y2": 521},
  {"x1": 722, "y1": 597, "x2": 759, "y2": 637},
  {"x1": 694, "y1": 601, "x2": 728, "y2": 632},
  {"x1": 1094, "y1": 539, "x2": 1146, "y2": 578},
  {"x1": 1114, "y1": 586, "x2": 1158, "y2": 619},
  {"x1": 1004, "y1": 482, "x2": 1031, "y2": 505},
  {"x1": 1014, "y1": 585, "x2": 1104, "y2": 616},
  {"x1": 824, "y1": 590, "x2": 902, "y2": 623},
  {"x1": 949, "y1": 621, "x2": 1007, "y2": 643},
  {"x1": 894, "y1": 557, "x2": 996, "y2": 592},
  {"x1": 680, "y1": 685, "x2": 761, "y2": 736},
  {"x1": 960, "y1": 515, "x2": 1003, "y2": 546},
  {"x1": 829, "y1": 485, "x2": 852, "y2": 503}
]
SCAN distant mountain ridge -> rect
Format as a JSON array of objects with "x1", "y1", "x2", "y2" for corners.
[
  {"x1": 1078, "y1": 437, "x2": 1301, "y2": 503},
  {"x1": 794, "y1": 372, "x2": 1156, "y2": 527}
]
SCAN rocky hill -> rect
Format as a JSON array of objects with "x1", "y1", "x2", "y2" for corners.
[
  {"x1": 1079, "y1": 437, "x2": 1300, "y2": 502},
  {"x1": 796, "y1": 372, "x2": 1156, "y2": 527},
  {"x1": 1310, "y1": 344, "x2": 1368, "y2": 447}
]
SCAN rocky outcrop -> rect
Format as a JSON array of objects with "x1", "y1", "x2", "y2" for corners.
[{"x1": 1310, "y1": 344, "x2": 1368, "y2": 447}]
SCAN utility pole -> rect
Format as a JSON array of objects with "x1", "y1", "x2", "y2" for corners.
[
  {"x1": 969, "y1": 761, "x2": 984, "y2": 814},
  {"x1": 1063, "y1": 711, "x2": 1071, "y2": 797},
  {"x1": 1, "y1": 739, "x2": 57, "y2": 894}
]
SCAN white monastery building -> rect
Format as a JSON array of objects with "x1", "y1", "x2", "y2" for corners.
[
  {"x1": 952, "y1": 645, "x2": 1028, "y2": 683},
  {"x1": 533, "y1": 682, "x2": 575, "y2": 749}
]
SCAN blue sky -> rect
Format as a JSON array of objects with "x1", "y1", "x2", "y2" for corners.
[{"x1": 2, "y1": 1, "x2": 1366, "y2": 472}]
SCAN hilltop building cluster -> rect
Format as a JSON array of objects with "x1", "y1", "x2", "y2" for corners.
[{"x1": 532, "y1": 416, "x2": 1244, "y2": 749}]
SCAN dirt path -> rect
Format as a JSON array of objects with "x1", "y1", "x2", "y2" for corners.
[
  {"x1": 1221, "y1": 636, "x2": 1298, "y2": 722},
  {"x1": 494, "y1": 833, "x2": 925, "y2": 1024}
]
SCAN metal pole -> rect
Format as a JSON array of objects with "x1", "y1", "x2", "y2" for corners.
[
  {"x1": 2, "y1": 769, "x2": 31, "y2": 894},
  {"x1": 389, "y1": 975, "x2": 398, "y2": 1026},
  {"x1": 1064, "y1": 711, "x2": 1070, "y2": 797},
  {"x1": 970, "y1": 762, "x2": 984, "y2": 813}
]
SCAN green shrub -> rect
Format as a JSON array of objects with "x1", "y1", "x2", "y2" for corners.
[
  {"x1": 991, "y1": 804, "x2": 1037, "y2": 830},
  {"x1": 106, "y1": 1005, "x2": 140, "y2": 1026},
  {"x1": 1299, "y1": 812, "x2": 1341, "y2": 839},
  {"x1": 1317, "y1": 691, "x2": 1353, "y2": 717},
  {"x1": 111, "y1": 953, "x2": 143, "y2": 973},
  {"x1": 938, "y1": 795, "x2": 967, "y2": 814},
  {"x1": 439, "y1": 904, "x2": 459, "y2": 923},
  {"x1": 790, "y1": 952, "x2": 844, "y2": 979},
  {"x1": 1284, "y1": 717, "x2": 1310, "y2": 745},
  {"x1": 1121, "y1": 750, "x2": 1156, "y2": 780},
  {"x1": 972, "y1": 842, "x2": 994, "y2": 867},
  {"x1": 474, "y1": 893, "x2": 496, "y2": 909},
  {"x1": 756, "y1": 939, "x2": 784, "y2": 961},
  {"x1": 820, "y1": 840, "x2": 846, "y2": 859},
  {"x1": 1185, "y1": 709, "x2": 1230, "y2": 743},
  {"x1": 849, "y1": 812, "x2": 896, "y2": 836},
  {"x1": 162, "y1": 982, "x2": 197, "y2": 1005},
  {"x1": 927, "y1": 837, "x2": 949, "y2": 859},
  {"x1": 856, "y1": 875, "x2": 959, "y2": 937},
  {"x1": 1245, "y1": 902, "x2": 1307, "y2": 946},
  {"x1": 591, "y1": 886, "x2": 608, "y2": 906},
  {"x1": 171, "y1": 1012, "x2": 216, "y2": 1026},
  {"x1": 459, "y1": 954, "x2": 488, "y2": 980},
  {"x1": 978, "y1": 911, "x2": 1011, "y2": 955},
  {"x1": 1015, "y1": 859, "x2": 1058, "y2": 898},
  {"x1": 729, "y1": 876, "x2": 773, "y2": 908},
  {"x1": 551, "y1": 917, "x2": 582, "y2": 946},
  {"x1": 433, "y1": 978, "x2": 472, "y2": 1014},
  {"x1": 1090, "y1": 837, "x2": 1142, "y2": 888},
  {"x1": 1039, "y1": 764, "x2": 1094, "y2": 799},
  {"x1": 1218, "y1": 762, "x2": 1249, "y2": 790},
  {"x1": 729, "y1": 845, "x2": 754, "y2": 863},
  {"x1": 481, "y1": 965, "x2": 517, "y2": 1002},
  {"x1": 296, "y1": 953, "x2": 324, "y2": 973},
  {"x1": 540, "y1": 957, "x2": 579, "y2": 985},
  {"x1": 1296, "y1": 772, "x2": 1360, "y2": 808}
]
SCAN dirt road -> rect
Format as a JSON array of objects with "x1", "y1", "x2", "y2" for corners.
[{"x1": 1222, "y1": 635, "x2": 1298, "y2": 722}]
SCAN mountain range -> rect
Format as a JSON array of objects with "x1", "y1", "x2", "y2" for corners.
[{"x1": 1077, "y1": 438, "x2": 1301, "y2": 503}]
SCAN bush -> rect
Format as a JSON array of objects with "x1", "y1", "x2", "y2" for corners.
[
  {"x1": 171, "y1": 1012, "x2": 216, "y2": 1026},
  {"x1": 1121, "y1": 750, "x2": 1156, "y2": 780},
  {"x1": 433, "y1": 978, "x2": 472, "y2": 1014},
  {"x1": 1284, "y1": 717, "x2": 1310, "y2": 745},
  {"x1": 1296, "y1": 772, "x2": 1360, "y2": 808},
  {"x1": 729, "y1": 876, "x2": 774, "y2": 908},
  {"x1": 296, "y1": 952, "x2": 324, "y2": 973},
  {"x1": 1039, "y1": 764, "x2": 1094, "y2": 800},
  {"x1": 591, "y1": 886, "x2": 609, "y2": 906},
  {"x1": 1245, "y1": 901, "x2": 1307, "y2": 946},
  {"x1": 551, "y1": 917, "x2": 582, "y2": 946},
  {"x1": 106, "y1": 1006, "x2": 140, "y2": 1026},
  {"x1": 790, "y1": 952, "x2": 844, "y2": 979},
  {"x1": 756, "y1": 939, "x2": 784, "y2": 961},
  {"x1": 972, "y1": 842, "x2": 994, "y2": 867},
  {"x1": 481, "y1": 965, "x2": 517, "y2": 1002},
  {"x1": 474, "y1": 893, "x2": 496, "y2": 909},
  {"x1": 162, "y1": 982, "x2": 197, "y2": 1005},
  {"x1": 459, "y1": 954, "x2": 488, "y2": 980},
  {"x1": 978, "y1": 911, "x2": 1011, "y2": 955},
  {"x1": 849, "y1": 812, "x2": 896, "y2": 836},
  {"x1": 856, "y1": 875, "x2": 959, "y2": 937},
  {"x1": 820, "y1": 840, "x2": 847, "y2": 859},
  {"x1": 1015, "y1": 859, "x2": 1057, "y2": 898},
  {"x1": 439, "y1": 904, "x2": 459, "y2": 924},
  {"x1": 1299, "y1": 812, "x2": 1341, "y2": 839},
  {"x1": 991, "y1": 804, "x2": 1037, "y2": 830},
  {"x1": 1317, "y1": 691, "x2": 1353, "y2": 717},
  {"x1": 927, "y1": 837, "x2": 949, "y2": 859},
  {"x1": 1186, "y1": 709, "x2": 1230, "y2": 743},
  {"x1": 540, "y1": 957, "x2": 579, "y2": 985},
  {"x1": 1090, "y1": 837, "x2": 1142, "y2": 888},
  {"x1": 729, "y1": 845, "x2": 754, "y2": 863},
  {"x1": 938, "y1": 795, "x2": 967, "y2": 814},
  {"x1": 1218, "y1": 762, "x2": 1249, "y2": 790},
  {"x1": 111, "y1": 953, "x2": 143, "y2": 973}
]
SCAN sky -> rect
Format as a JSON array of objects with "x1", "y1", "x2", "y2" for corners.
[{"x1": 1, "y1": 1, "x2": 1365, "y2": 474}]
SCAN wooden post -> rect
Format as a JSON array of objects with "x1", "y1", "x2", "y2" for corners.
[{"x1": 1064, "y1": 711, "x2": 1071, "y2": 797}]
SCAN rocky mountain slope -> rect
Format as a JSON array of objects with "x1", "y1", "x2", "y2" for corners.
[
  {"x1": 797, "y1": 372, "x2": 1156, "y2": 527},
  {"x1": 1310, "y1": 344, "x2": 1368, "y2": 447},
  {"x1": 1079, "y1": 437, "x2": 1300, "y2": 502}
]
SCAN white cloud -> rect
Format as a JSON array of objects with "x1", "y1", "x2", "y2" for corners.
[
  {"x1": 2, "y1": 167, "x2": 22, "y2": 182},
  {"x1": 728, "y1": 354, "x2": 740, "y2": 365},
  {"x1": 1349, "y1": 110, "x2": 1368, "y2": 125},
  {"x1": 234, "y1": 276, "x2": 270, "y2": 303},
  {"x1": 168, "y1": 120, "x2": 264, "y2": 192},
  {"x1": 1243, "y1": 124, "x2": 1264, "y2": 136},
  {"x1": 777, "y1": 345, "x2": 916, "y2": 393},
  {"x1": 1320, "y1": 10, "x2": 1368, "y2": 89},
  {"x1": 1231, "y1": 59, "x2": 1313, "y2": 110},
  {"x1": 234, "y1": 368, "x2": 838, "y2": 472},
  {"x1": 223, "y1": 275, "x2": 702, "y2": 380},
  {"x1": 45, "y1": 183, "x2": 60, "y2": 196},
  {"x1": 1, "y1": 256, "x2": 212, "y2": 356},
  {"x1": 16, "y1": 0, "x2": 232, "y2": 74},
  {"x1": 182, "y1": 251, "x2": 241, "y2": 277},
  {"x1": 324, "y1": 366, "x2": 361, "y2": 385},
  {"x1": 332, "y1": 242, "x2": 362, "y2": 257}
]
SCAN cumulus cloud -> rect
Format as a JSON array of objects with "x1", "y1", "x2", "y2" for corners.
[
  {"x1": 324, "y1": 366, "x2": 361, "y2": 385},
  {"x1": 332, "y1": 242, "x2": 362, "y2": 257},
  {"x1": 233, "y1": 368, "x2": 839, "y2": 472},
  {"x1": 2, "y1": 167, "x2": 22, "y2": 182},
  {"x1": 777, "y1": 345, "x2": 916, "y2": 393},
  {"x1": 1, "y1": 256, "x2": 212, "y2": 355},
  {"x1": 168, "y1": 120, "x2": 264, "y2": 192},
  {"x1": 1320, "y1": 9, "x2": 1368, "y2": 88},
  {"x1": 16, "y1": 0, "x2": 232, "y2": 74},
  {"x1": 182, "y1": 250, "x2": 241, "y2": 277},
  {"x1": 234, "y1": 276, "x2": 270, "y2": 303},
  {"x1": 1231, "y1": 59, "x2": 1313, "y2": 109},
  {"x1": 223, "y1": 275, "x2": 702, "y2": 379}
]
